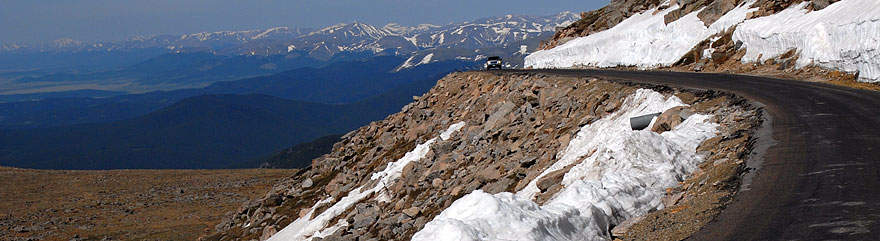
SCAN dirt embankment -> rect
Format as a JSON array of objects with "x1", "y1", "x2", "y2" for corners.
[
  {"x1": 210, "y1": 72, "x2": 762, "y2": 241},
  {"x1": 0, "y1": 168, "x2": 292, "y2": 241}
]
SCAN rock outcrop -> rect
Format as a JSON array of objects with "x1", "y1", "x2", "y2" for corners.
[{"x1": 205, "y1": 72, "x2": 761, "y2": 241}]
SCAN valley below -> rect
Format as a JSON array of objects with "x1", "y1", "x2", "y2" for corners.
[{"x1": 0, "y1": 167, "x2": 294, "y2": 241}]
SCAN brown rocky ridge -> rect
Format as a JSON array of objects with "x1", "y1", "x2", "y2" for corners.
[{"x1": 207, "y1": 71, "x2": 762, "y2": 241}]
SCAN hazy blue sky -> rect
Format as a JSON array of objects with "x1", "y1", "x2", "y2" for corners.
[{"x1": 0, "y1": 0, "x2": 609, "y2": 44}]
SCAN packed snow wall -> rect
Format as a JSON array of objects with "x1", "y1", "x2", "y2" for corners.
[{"x1": 526, "y1": 0, "x2": 880, "y2": 82}]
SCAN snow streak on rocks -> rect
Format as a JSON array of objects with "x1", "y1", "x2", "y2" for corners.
[
  {"x1": 413, "y1": 89, "x2": 719, "y2": 241},
  {"x1": 268, "y1": 122, "x2": 465, "y2": 241}
]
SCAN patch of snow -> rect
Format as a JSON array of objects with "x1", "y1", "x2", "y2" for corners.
[
  {"x1": 524, "y1": 1, "x2": 756, "y2": 69},
  {"x1": 252, "y1": 27, "x2": 288, "y2": 40},
  {"x1": 397, "y1": 55, "x2": 418, "y2": 70},
  {"x1": 734, "y1": 0, "x2": 880, "y2": 82},
  {"x1": 440, "y1": 121, "x2": 466, "y2": 140},
  {"x1": 419, "y1": 53, "x2": 434, "y2": 65},
  {"x1": 269, "y1": 122, "x2": 466, "y2": 241},
  {"x1": 413, "y1": 89, "x2": 719, "y2": 241},
  {"x1": 404, "y1": 36, "x2": 419, "y2": 46},
  {"x1": 703, "y1": 48, "x2": 716, "y2": 59}
]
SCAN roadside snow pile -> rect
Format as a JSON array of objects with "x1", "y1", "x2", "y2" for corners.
[
  {"x1": 526, "y1": 0, "x2": 879, "y2": 82},
  {"x1": 734, "y1": 0, "x2": 880, "y2": 82},
  {"x1": 524, "y1": 1, "x2": 756, "y2": 69},
  {"x1": 412, "y1": 89, "x2": 719, "y2": 241},
  {"x1": 268, "y1": 122, "x2": 466, "y2": 241}
]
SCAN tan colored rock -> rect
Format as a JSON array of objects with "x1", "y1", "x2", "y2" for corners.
[
  {"x1": 611, "y1": 215, "x2": 645, "y2": 238},
  {"x1": 536, "y1": 168, "x2": 567, "y2": 192},
  {"x1": 662, "y1": 192, "x2": 685, "y2": 208},
  {"x1": 402, "y1": 207, "x2": 421, "y2": 217},
  {"x1": 401, "y1": 162, "x2": 417, "y2": 180},
  {"x1": 450, "y1": 186, "x2": 463, "y2": 196},
  {"x1": 260, "y1": 226, "x2": 278, "y2": 241},
  {"x1": 651, "y1": 106, "x2": 687, "y2": 134},
  {"x1": 475, "y1": 166, "x2": 501, "y2": 182},
  {"x1": 298, "y1": 208, "x2": 311, "y2": 218}
]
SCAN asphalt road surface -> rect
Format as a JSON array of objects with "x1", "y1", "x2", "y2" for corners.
[{"x1": 492, "y1": 69, "x2": 880, "y2": 240}]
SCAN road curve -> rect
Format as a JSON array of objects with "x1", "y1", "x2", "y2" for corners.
[{"x1": 492, "y1": 69, "x2": 880, "y2": 240}]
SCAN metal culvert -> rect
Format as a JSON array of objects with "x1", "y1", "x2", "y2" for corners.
[{"x1": 630, "y1": 112, "x2": 662, "y2": 130}]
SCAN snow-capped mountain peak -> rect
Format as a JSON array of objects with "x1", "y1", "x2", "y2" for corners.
[
  {"x1": 52, "y1": 38, "x2": 83, "y2": 48},
  {"x1": 2, "y1": 12, "x2": 579, "y2": 68}
]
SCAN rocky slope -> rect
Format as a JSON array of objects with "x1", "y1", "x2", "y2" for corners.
[
  {"x1": 206, "y1": 71, "x2": 761, "y2": 240},
  {"x1": 531, "y1": 0, "x2": 876, "y2": 85}
]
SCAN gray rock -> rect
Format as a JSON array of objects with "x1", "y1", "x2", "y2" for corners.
[
  {"x1": 14, "y1": 225, "x2": 30, "y2": 233},
  {"x1": 694, "y1": 62, "x2": 705, "y2": 72},
  {"x1": 811, "y1": 0, "x2": 832, "y2": 10},
  {"x1": 352, "y1": 213, "x2": 377, "y2": 229},
  {"x1": 262, "y1": 194, "x2": 283, "y2": 207},
  {"x1": 484, "y1": 102, "x2": 516, "y2": 130},
  {"x1": 301, "y1": 178, "x2": 314, "y2": 189}
]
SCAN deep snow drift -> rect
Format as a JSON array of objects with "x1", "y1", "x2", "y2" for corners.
[
  {"x1": 525, "y1": 0, "x2": 880, "y2": 82},
  {"x1": 267, "y1": 122, "x2": 466, "y2": 241},
  {"x1": 734, "y1": 0, "x2": 880, "y2": 82},
  {"x1": 412, "y1": 89, "x2": 719, "y2": 241},
  {"x1": 524, "y1": 1, "x2": 756, "y2": 69}
]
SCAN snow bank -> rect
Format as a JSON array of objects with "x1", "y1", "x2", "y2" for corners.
[
  {"x1": 268, "y1": 122, "x2": 466, "y2": 241},
  {"x1": 524, "y1": 1, "x2": 756, "y2": 69},
  {"x1": 734, "y1": 0, "x2": 880, "y2": 82},
  {"x1": 526, "y1": 0, "x2": 878, "y2": 82},
  {"x1": 412, "y1": 89, "x2": 719, "y2": 241}
]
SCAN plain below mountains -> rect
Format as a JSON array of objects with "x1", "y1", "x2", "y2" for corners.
[
  {"x1": 0, "y1": 56, "x2": 471, "y2": 130},
  {"x1": 0, "y1": 75, "x2": 438, "y2": 169},
  {"x1": 0, "y1": 57, "x2": 459, "y2": 169}
]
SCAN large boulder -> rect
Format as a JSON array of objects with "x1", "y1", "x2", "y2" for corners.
[{"x1": 651, "y1": 106, "x2": 690, "y2": 133}]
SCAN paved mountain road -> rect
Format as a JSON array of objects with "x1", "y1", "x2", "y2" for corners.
[{"x1": 491, "y1": 69, "x2": 880, "y2": 240}]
